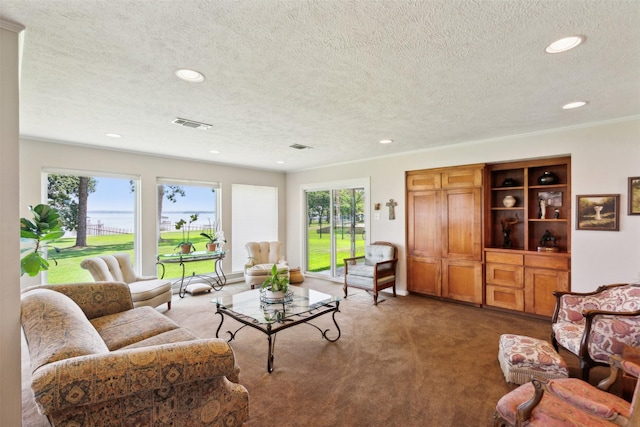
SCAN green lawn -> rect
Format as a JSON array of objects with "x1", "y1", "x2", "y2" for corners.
[{"x1": 39, "y1": 224, "x2": 365, "y2": 283}]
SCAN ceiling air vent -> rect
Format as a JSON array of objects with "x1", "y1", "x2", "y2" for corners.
[
  {"x1": 172, "y1": 118, "x2": 212, "y2": 130},
  {"x1": 290, "y1": 144, "x2": 313, "y2": 150}
]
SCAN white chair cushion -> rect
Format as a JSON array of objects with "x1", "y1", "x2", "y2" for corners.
[
  {"x1": 364, "y1": 244, "x2": 394, "y2": 266},
  {"x1": 128, "y1": 279, "x2": 172, "y2": 301}
]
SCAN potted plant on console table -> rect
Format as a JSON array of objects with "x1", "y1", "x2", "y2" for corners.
[
  {"x1": 200, "y1": 219, "x2": 226, "y2": 252},
  {"x1": 174, "y1": 214, "x2": 198, "y2": 254}
]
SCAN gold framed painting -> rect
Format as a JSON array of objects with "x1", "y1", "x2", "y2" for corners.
[
  {"x1": 629, "y1": 177, "x2": 640, "y2": 215},
  {"x1": 576, "y1": 194, "x2": 620, "y2": 231}
]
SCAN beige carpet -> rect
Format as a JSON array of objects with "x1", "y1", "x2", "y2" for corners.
[{"x1": 22, "y1": 277, "x2": 609, "y2": 426}]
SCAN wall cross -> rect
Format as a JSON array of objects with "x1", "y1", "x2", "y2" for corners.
[{"x1": 386, "y1": 198, "x2": 398, "y2": 220}]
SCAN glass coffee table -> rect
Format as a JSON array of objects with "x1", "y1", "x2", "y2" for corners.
[{"x1": 213, "y1": 286, "x2": 341, "y2": 373}]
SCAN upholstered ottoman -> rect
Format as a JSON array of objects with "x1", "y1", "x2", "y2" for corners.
[{"x1": 498, "y1": 334, "x2": 569, "y2": 385}]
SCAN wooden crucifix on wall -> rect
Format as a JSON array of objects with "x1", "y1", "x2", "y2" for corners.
[{"x1": 386, "y1": 198, "x2": 397, "y2": 220}]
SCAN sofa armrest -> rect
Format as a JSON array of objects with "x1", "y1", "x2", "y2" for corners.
[
  {"x1": 23, "y1": 281, "x2": 134, "y2": 319},
  {"x1": 31, "y1": 339, "x2": 236, "y2": 416},
  {"x1": 136, "y1": 275, "x2": 158, "y2": 281}
]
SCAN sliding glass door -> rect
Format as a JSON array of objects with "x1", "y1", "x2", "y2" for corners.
[{"x1": 305, "y1": 183, "x2": 367, "y2": 280}]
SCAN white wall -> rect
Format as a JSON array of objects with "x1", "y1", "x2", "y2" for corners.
[
  {"x1": 1, "y1": 21, "x2": 24, "y2": 427},
  {"x1": 285, "y1": 118, "x2": 640, "y2": 293},
  {"x1": 19, "y1": 139, "x2": 287, "y2": 286}
]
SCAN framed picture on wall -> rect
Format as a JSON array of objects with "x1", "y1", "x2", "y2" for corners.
[
  {"x1": 629, "y1": 177, "x2": 640, "y2": 215},
  {"x1": 576, "y1": 194, "x2": 620, "y2": 231}
]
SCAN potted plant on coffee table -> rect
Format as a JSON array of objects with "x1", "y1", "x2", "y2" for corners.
[
  {"x1": 175, "y1": 214, "x2": 198, "y2": 254},
  {"x1": 260, "y1": 264, "x2": 291, "y2": 303}
]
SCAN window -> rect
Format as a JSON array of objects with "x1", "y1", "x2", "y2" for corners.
[
  {"x1": 157, "y1": 179, "x2": 220, "y2": 279},
  {"x1": 44, "y1": 171, "x2": 137, "y2": 284},
  {"x1": 231, "y1": 184, "x2": 278, "y2": 272}
]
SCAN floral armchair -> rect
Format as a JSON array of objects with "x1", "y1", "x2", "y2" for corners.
[
  {"x1": 551, "y1": 283, "x2": 640, "y2": 380},
  {"x1": 494, "y1": 355, "x2": 640, "y2": 426}
]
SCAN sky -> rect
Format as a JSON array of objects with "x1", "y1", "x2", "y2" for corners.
[{"x1": 87, "y1": 177, "x2": 217, "y2": 212}]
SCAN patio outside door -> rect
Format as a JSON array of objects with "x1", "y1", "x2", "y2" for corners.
[{"x1": 305, "y1": 187, "x2": 365, "y2": 280}]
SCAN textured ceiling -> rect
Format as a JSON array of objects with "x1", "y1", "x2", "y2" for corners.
[{"x1": 1, "y1": 0, "x2": 639, "y2": 172}]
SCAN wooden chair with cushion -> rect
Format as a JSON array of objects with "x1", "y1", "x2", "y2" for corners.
[
  {"x1": 80, "y1": 252, "x2": 172, "y2": 310},
  {"x1": 494, "y1": 355, "x2": 640, "y2": 426},
  {"x1": 343, "y1": 241, "x2": 398, "y2": 305},
  {"x1": 551, "y1": 283, "x2": 640, "y2": 381}
]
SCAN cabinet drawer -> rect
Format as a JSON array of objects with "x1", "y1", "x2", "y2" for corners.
[
  {"x1": 525, "y1": 254, "x2": 570, "y2": 270},
  {"x1": 486, "y1": 285, "x2": 524, "y2": 311},
  {"x1": 442, "y1": 167, "x2": 483, "y2": 188},
  {"x1": 486, "y1": 263, "x2": 523, "y2": 288},
  {"x1": 407, "y1": 172, "x2": 441, "y2": 190},
  {"x1": 486, "y1": 252, "x2": 523, "y2": 265}
]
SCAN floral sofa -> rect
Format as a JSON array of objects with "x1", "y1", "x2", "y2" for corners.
[
  {"x1": 551, "y1": 283, "x2": 640, "y2": 380},
  {"x1": 21, "y1": 281, "x2": 249, "y2": 426}
]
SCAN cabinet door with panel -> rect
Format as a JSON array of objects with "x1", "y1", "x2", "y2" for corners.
[
  {"x1": 407, "y1": 256, "x2": 441, "y2": 296},
  {"x1": 407, "y1": 190, "x2": 441, "y2": 258},
  {"x1": 442, "y1": 188, "x2": 482, "y2": 260},
  {"x1": 524, "y1": 254, "x2": 570, "y2": 317},
  {"x1": 442, "y1": 259, "x2": 482, "y2": 304}
]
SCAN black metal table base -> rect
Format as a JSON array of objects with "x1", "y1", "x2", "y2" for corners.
[
  {"x1": 158, "y1": 255, "x2": 226, "y2": 298},
  {"x1": 215, "y1": 301, "x2": 341, "y2": 373}
]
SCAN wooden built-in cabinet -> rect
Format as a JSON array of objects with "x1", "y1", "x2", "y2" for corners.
[
  {"x1": 484, "y1": 156, "x2": 571, "y2": 317},
  {"x1": 406, "y1": 165, "x2": 484, "y2": 305},
  {"x1": 406, "y1": 157, "x2": 570, "y2": 318}
]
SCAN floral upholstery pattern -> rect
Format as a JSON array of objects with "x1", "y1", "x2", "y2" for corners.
[
  {"x1": 552, "y1": 284, "x2": 640, "y2": 378},
  {"x1": 24, "y1": 281, "x2": 135, "y2": 319},
  {"x1": 498, "y1": 334, "x2": 568, "y2": 385},
  {"x1": 21, "y1": 282, "x2": 249, "y2": 426},
  {"x1": 495, "y1": 382, "x2": 624, "y2": 427},
  {"x1": 494, "y1": 356, "x2": 640, "y2": 427},
  {"x1": 546, "y1": 379, "x2": 630, "y2": 419}
]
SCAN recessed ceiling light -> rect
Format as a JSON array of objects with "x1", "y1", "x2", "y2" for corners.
[
  {"x1": 545, "y1": 36, "x2": 585, "y2": 54},
  {"x1": 209, "y1": 150, "x2": 220, "y2": 154},
  {"x1": 175, "y1": 68, "x2": 205, "y2": 83},
  {"x1": 276, "y1": 160, "x2": 285, "y2": 164},
  {"x1": 562, "y1": 101, "x2": 588, "y2": 110},
  {"x1": 379, "y1": 139, "x2": 393, "y2": 144},
  {"x1": 105, "y1": 133, "x2": 121, "y2": 138}
]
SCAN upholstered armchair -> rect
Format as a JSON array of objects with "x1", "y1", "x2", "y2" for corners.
[
  {"x1": 343, "y1": 241, "x2": 398, "y2": 305},
  {"x1": 551, "y1": 283, "x2": 640, "y2": 380},
  {"x1": 244, "y1": 241, "x2": 290, "y2": 289},
  {"x1": 494, "y1": 355, "x2": 640, "y2": 427},
  {"x1": 80, "y1": 252, "x2": 173, "y2": 310}
]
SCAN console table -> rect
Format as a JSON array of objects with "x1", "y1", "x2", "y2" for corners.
[{"x1": 157, "y1": 250, "x2": 227, "y2": 298}]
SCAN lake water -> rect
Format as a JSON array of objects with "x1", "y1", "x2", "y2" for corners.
[{"x1": 86, "y1": 211, "x2": 217, "y2": 233}]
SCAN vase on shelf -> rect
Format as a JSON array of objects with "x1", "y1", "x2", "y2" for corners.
[
  {"x1": 180, "y1": 244, "x2": 192, "y2": 254},
  {"x1": 502, "y1": 195, "x2": 516, "y2": 208},
  {"x1": 538, "y1": 171, "x2": 558, "y2": 185},
  {"x1": 206, "y1": 242, "x2": 217, "y2": 252},
  {"x1": 501, "y1": 178, "x2": 517, "y2": 187}
]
